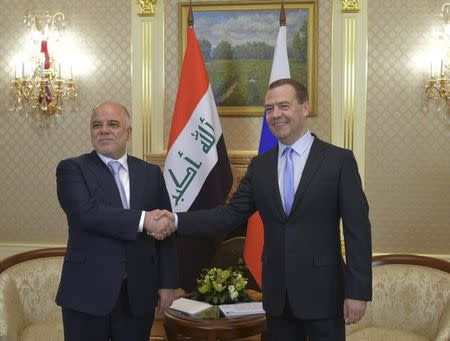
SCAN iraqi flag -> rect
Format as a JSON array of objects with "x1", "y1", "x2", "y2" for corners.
[
  {"x1": 164, "y1": 27, "x2": 233, "y2": 291},
  {"x1": 243, "y1": 25, "x2": 291, "y2": 288}
]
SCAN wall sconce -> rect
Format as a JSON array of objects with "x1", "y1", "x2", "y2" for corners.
[
  {"x1": 9, "y1": 10, "x2": 77, "y2": 128},
  {"x1": 423, "y1": 3, "x2": 450, "y2": 117}
]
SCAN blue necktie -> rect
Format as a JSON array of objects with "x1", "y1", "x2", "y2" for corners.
[
  {"x1": 283, "y1": 147, "x2": 294, "y2": 215},
  {"x1": 108, "y1": 160, "x2": 129, "y2": 209}
]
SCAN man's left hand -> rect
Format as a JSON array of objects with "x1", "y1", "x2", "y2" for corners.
[
  {"x1": 344, "y1": 298, "x2": 367, "y2": 325},
  {"x1": 157, "y1": 288, "x2": 175, "y2": 314}
]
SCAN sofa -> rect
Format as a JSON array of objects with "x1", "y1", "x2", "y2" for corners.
[{"x1": 346, "y1": 254, "x2": 450, "y2": 341}]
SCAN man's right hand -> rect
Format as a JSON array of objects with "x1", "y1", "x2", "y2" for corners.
[{"x1": 143, "y1": 210, "x2": 175, "y2": 240}]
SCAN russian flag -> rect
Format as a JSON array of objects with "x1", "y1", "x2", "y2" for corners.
[{"x1": 244, "y1": 25, "x2": 291, "y2": 288}]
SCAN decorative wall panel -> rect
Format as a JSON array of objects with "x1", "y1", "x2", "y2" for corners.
[
  {"x1": 366, "y1": 0, "x2": 450, "y2": 253},
  {"x1": 0, "y1": 0, "x2": 132, "y2": 244}
]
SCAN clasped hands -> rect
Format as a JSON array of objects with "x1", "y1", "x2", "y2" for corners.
[{"x1": 144, "y1": 209, "x2": 175, "y2": 240}]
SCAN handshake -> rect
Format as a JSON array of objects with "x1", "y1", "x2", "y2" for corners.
[{"x1": 143, "y1": 209, "x2": 176, "y2": 240}]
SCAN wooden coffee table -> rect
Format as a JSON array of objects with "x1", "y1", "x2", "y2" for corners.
[{"x1": 163, "y1": 306, "x2": 266, "y2": 341}]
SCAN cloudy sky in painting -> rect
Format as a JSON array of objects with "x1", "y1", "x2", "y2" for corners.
[{"x1": 194, "y1": 9, "x2": 308, "y2": 48}]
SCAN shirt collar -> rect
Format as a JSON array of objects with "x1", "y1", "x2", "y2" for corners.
[
  {"x1": 97, "y1": 152, "x2": 128, "y2": 172},
  {"x1": 278, "y1": 130, "x2": 314, "y2": 158}
]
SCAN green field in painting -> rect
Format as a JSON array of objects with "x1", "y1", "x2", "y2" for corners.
[{"x1": 205, "y1": 59, "x2": 307, "y2": 107}]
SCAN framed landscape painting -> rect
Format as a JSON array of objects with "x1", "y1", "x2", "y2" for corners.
[{"x1": 179, "y1": 1, "x2": 317, "y2": 116}]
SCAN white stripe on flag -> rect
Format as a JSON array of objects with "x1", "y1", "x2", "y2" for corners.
[
  {"x1": 269, "y1": 26, "x2": 291, "y2": 83},
  {"x1": 163, "y1": 84, "x2": 222, "y2": 213}
]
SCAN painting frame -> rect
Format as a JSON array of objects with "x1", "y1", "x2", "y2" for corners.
[{"x1": 179, "y1": 1, "x2": 317, "y2": 117}]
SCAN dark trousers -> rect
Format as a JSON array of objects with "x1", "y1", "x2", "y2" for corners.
[
  {"x1": 62, "y1": 280, "x2": 154, "y2": 341},
  {"x1": 266, "y1": 296, "x2": 345, "y2": 341}
]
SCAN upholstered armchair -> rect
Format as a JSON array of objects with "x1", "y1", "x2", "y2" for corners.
[
  {"x1": 0, "y1": 248, "x2": 66, "y2": 341},
  {"x1": 0, "y1": 247, "x2": 181, "y2": 341},
  {"x1": 346, "y1": 254, "x2": 450, "y2": 341}
]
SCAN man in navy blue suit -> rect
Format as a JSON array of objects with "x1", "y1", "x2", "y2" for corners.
[
  {"x1": 154, "y1": 79, "x2": 372, "y2": 341},
  {"x1": 55, "y1": 101, "x2": 177, "y2": 341}
]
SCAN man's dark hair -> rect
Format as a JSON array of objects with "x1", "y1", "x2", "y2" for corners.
[{"x1": 268, "y1": 78, "x2": 309, "y2": 104}]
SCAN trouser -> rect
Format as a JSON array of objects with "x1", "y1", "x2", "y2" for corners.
[
  {"x1": 266, "y1": 295, "x2": 345, "y2": 341},
  {"x1": 62, "y1": 280, "x2": 154, "y2": 341}
]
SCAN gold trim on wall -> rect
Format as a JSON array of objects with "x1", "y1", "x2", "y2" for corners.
[
  {"x1": 136, "y1": 0, "x2": 158, "y2": 16},
  {"x1": 142, "y1": 21, "x2": 152, "y2": 157},
  {"x1": 344, "y1": 17, "x2": 356, "y2": 150},
  {"x1": 131, "y1": 0, "x2": 165, "y2": 158},
  {"x1": 341, "y1": 0, "x2": 360, "y2": 13},
  {"x1": 331, "y1": 0, "x2": 367, "y2": 184}
]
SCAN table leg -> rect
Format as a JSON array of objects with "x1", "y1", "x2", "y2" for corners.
[
  {"x1": 206, "y1": 333, "x2": 217, "y2": 341},
  {"x1": 163, "y1": 322, "x2": 178, "y2": 341},
  {"x1": 260, "y1": 331, "x2": 267, "y2": 341}
]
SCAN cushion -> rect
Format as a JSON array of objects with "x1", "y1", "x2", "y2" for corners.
[
  {"x1": 347, "y1": 326, "x2": 429, "y2": 341},
  {"x1": 20, "y1": 319, "x2": 64, "y2": 341}
]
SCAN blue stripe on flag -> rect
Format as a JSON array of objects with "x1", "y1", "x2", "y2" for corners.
[{"x1": 258, "y1": 111, "x2": 277, "y2": 155}]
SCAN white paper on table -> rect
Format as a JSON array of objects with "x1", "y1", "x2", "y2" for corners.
[
  {"x1": 169, "y1": 297, "x2": 212, "y2": 315},
  {"x1": 218, "y1": 302, "x2": 265, "y2": 317}
]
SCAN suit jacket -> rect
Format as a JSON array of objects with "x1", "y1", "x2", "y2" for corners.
[
  {"x1": 178, "y1": 136, "x2": 372, "y2": 319},
  {"x1": 55, "y1": 151, "x2": 177, "y2": 316}
]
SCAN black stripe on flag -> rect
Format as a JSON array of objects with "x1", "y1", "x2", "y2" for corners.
[{"x1": 176, "y1": 135, "x2": 233, "y2": 292}]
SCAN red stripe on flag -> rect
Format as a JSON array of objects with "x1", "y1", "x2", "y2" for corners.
[
  {"x1": 243, "y1": 213, "x2": 264, "y2": 289},
  {"x1": 167, "y1": 28, "x2": 209, "y2": 151}
]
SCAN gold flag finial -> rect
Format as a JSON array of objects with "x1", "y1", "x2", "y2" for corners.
[
  {"x1": 188, "y1": 0, "x2": 194, "y2": 28},
  {"x1": 280, "y1": 0, "x2": 286, "y2": 26}
]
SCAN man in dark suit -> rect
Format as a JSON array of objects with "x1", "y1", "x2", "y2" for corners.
[
  {"x1": 154, "y1": 79, "x2": 372, "y2": 340},
  {"x1": 56, "y1": 101, "x2": 177, "y2": 341}
]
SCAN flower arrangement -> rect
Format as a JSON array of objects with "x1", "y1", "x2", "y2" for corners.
[{"x1": 196, "y1": 267, "x2": 248, "y2": 305}]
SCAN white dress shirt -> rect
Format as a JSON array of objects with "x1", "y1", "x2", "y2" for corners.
[{"x1": 97, "y1": 152, "x2": 145, "y2": 232}]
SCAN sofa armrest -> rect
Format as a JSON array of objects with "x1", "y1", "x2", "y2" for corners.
[
  {"x1": 0, "y1": 273, "x2": 24, "y2": 341},
  {"x1": 434, "y1": 300, "x2": 450, "y2": 341}
]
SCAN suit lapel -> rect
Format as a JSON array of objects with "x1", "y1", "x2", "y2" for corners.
[
  {"x1": 289, "y1": 137, "x2": 327, "y2": 215},
  {"x1": 85, "y1": 151, "x2": 121, "y2": 205},
  {"x1": 127, "y1": 156, "x2": 143, "y2": 209},
  {"x1": 265, "y1": 146, "x2": 286, "y2": 220}
]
